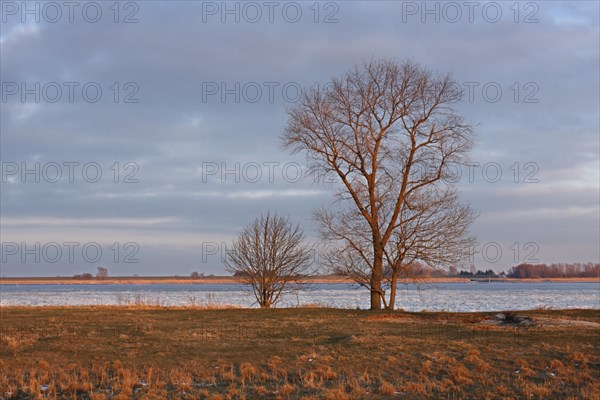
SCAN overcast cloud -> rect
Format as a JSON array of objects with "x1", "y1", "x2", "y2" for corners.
[{"x1": 1, "y1": 0, "x2": 598, "y2": 276}]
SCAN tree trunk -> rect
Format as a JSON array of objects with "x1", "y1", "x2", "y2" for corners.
[
  {"x1": 387, "y1": 274, "x2": 397, "y2": 310},
  {"x1": 370, "y1": 278, "x2": 381, "y2": 310},
  {"x1": 370, "y1": 243, "x2": 383, "y2": 310}
]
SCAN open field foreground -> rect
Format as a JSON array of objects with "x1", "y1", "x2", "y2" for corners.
[{"x1": 1, "y1": 308, "x2": 599, "y2": 399}]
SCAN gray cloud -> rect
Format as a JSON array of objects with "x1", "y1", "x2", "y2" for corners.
[{"x1": 1, "y1": 1, "x2": 598, "y2": 276}]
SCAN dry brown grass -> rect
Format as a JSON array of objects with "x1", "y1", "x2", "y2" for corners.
[{"x1": 0, "y1": 307, "x2": 598, "y2": 399}]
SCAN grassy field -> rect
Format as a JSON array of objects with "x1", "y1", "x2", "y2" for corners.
[{"x1": 1, "y1": 307, "x2": 598, "y2": 399}]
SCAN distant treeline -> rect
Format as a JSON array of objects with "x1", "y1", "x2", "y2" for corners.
[
  {"x1": 395, "y1": 263, "x2": 496, "y2": 278},
  {"x1": 395, "y1": 261, "x2": 600, "y2": 279},
  {"x1": 70, "y1": 262, "x2": 599, "y2": 280},
  {"x1": 506, "y1": 263, "x2": 600, "y2": 279}
]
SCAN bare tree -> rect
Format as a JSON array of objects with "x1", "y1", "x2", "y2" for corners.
[
  {"x1": 96, "y1": 266, "x2": 109, "y2": 280},
  {"x1": 318, "y1": 186, "x2": 475, "y2": 309},
  {"x1": 283, "y1": 59, "x2": 474, "y2": 309},
  {"x1": 225, "y1": 212, "x2": 313, "y2": 308}
]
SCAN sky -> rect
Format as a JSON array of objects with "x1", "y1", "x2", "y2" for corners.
[{"x1": 0, "y1": 0, "x2": 599, "y2": 277}]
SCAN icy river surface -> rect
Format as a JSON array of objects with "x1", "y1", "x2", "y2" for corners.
[{"x1": 1, "y1": 282, "x2": 599, "y2": 311}]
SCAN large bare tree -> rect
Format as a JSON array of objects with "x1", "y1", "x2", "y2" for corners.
[
  {"x1": 283, "y1": 59, "x2": 474, "y2": 309},
  {"x1": 225, "y1": 212, "x2": 313, "y2": 308}
]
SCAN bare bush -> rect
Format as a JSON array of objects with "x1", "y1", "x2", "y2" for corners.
[{"x1": 225, "y1": 212, "x2": 313, "y2": 308}]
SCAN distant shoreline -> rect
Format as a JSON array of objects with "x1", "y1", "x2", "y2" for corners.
[{"x1": 1, "y1": 276, "x2": 598, "y2": 285}]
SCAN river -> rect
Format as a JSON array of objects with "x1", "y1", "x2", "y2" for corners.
[{"x1": 1, "y1": 281, "x2": 599, "y2": 311}]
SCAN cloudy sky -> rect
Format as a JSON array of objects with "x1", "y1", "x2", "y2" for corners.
[{"x1": 1, "y1": 1, "x2": 598, "y2": 276}]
